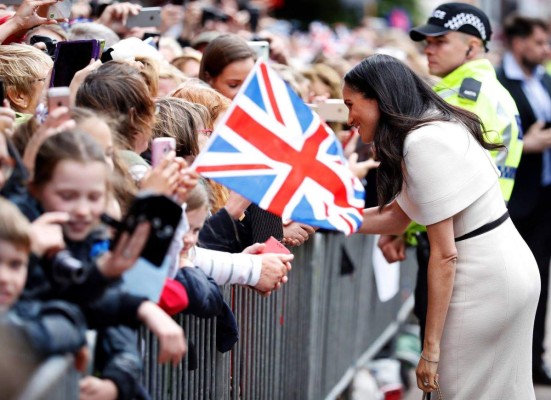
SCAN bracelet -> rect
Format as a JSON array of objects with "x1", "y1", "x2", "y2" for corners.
[{"x1": 420, "y1": 354, "x2": 439, "y2": 364}]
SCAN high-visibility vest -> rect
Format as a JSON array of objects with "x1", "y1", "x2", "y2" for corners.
[
  {"x1": 404, "y1": 59, "x2": 523, "y2": 244},
  {"x1": 434, "y1": 58, "x2": 523, "y2": 203}
]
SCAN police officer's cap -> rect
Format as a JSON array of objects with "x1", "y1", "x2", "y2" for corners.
[{"x1": 409, "y1": 3, "x2": 492, "y2": 51}]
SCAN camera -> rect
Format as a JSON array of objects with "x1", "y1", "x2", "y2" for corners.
[{"x1": 44, "y1": 250, "x2": 88, "y2": 285}]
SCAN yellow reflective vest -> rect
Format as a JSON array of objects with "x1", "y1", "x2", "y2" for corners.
[
  {"x1": 433, "y1": 59, "x2": 523, "y2": 202},
  {"x1": 404, "y1": 59, "x2": 523, "y2": 244}
]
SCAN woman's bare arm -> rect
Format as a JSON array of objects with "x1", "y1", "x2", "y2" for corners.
[
  {"x1": 416, "y1": 217, "x2": 457, "y2": 392},
  {"x1": 358, "y1": 200, "x2": 411, "y2": 235}
]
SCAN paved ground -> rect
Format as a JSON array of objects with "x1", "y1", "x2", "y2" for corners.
[{"x1": 402, "y1": 276, "x2": 551, "y2": 400}]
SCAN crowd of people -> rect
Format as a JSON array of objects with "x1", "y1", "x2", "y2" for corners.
[{"x1": 0, "y1": 0, "x2": 550, "y2": 398}]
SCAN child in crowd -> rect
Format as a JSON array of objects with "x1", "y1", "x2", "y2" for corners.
[
  {"x1": 0, "y1": 197, "x2": 88, "y2": 398},
  {"x1": 7, "y1": 128, "x2": 186, "y2": 370}
]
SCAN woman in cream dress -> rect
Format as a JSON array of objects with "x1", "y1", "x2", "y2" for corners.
[{"x1": 342, "y1": 54, "x2": 540, "y2": 399}]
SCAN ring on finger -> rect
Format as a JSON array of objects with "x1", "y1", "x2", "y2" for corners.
[{"x1": 423, "y1": 380, "x2": 430, "y2": 387}]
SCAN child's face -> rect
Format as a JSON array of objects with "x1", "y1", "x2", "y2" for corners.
[
  {"x1": 0, "y1": 240, "x2": 28, "y2": 312},
  {"x1": 37, "y1": 160, "x2": 108, "y2": 241},
  {"x1": 181, "y1": 206, "x2": 208, "y2": 257}
]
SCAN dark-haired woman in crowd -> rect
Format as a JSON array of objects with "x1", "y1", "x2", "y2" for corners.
[{"x1": 344, "y1": 54, "x2": 539, "y2": 399}]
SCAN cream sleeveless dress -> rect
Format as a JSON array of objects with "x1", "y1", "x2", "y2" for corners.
[{"x1": 396, "y1": 121, "x2": 540, "y2": 399}]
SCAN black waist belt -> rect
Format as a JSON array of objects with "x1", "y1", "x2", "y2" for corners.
[{"x1": 454, "y1": 211, "x2": 510, "y2": 242}]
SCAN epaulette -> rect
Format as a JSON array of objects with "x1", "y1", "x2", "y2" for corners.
[{"x1": 458, "y1": 77, "x2": 482, "y2": 101}]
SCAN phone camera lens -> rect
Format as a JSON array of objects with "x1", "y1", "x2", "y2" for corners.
[
  {"x1": 152, "y1": 217, "x2": 162, "y2": 229},
  {"x1": 161, "y1": 225, "x2": 174, "y2": 238}
]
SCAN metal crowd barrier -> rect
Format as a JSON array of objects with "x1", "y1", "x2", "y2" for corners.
[
  {"x1": 20, "y1": 232, "x2": 417, "y2": 399},
  {"x1": 141, "y1": 232, "x2": 417, "y2": 400},
  {"x1": 16, "y1": 355, "x2": 79, "y2": 400}
]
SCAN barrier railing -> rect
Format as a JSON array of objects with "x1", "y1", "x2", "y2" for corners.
[
  {"x1": 141, "y1": 232, "x2": 417, "y2": 399},
  {"x1": 16, "y1": 355, "x2": 78, "y2": 400},
  {"x1": 21, "y1": 232, "x2": 417, "y2": 399}
]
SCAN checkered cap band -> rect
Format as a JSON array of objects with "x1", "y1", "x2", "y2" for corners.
[{"x1": 443, "y1": 12, "x2": 487, "y2": 41}]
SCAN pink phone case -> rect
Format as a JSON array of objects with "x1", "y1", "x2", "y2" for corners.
[
  {"x1": 261, "y1": 236, "x2": 291, "y2": 254},
  {"x1": 151, "y1": 137, "x2": 176, "y2": 167}
]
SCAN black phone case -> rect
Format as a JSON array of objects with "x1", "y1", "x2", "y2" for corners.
[{"x1": 113, "y1": 193, "x2": 182, "y2": 267}]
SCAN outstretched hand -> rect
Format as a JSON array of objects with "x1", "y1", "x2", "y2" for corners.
[
  {"x1": 11, "y1": 0, "x2": 59, "y2": 29},
  {"x1": 137, "y1": 301, "x2": 186, "y2": 365},
  {"x1": 97, "y1": 2, "x2": 141, "y2": 33},
  {"x1": 242, "y1": 242, "x2": 294, "y2": 295},
  {"x1": 23, "y1": 107, "x2": 75, "y2": 176},
  {"x1": 348, "y1": 152, "x2": 379, "y2": 179},
  {"x1": 282, "y1": 221, "x2": 316, "y2": 247},
  {"x1": 96, "y1": 221, "x2": 150, "y2": 279},
  {"x1": 377, "y1": 234, "x2": 406, "y2": 263}
]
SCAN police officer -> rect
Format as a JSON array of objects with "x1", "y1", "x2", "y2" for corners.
[{"x1": 377, "y1": 3, "x2": 524, "y2": 348}]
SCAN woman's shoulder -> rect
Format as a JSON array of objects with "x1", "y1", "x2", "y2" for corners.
[
  {"x1": 404, "y1": 120, "x2": 471, "y2": 157},
  {"x1": 406, "y1": 120, "x2": 468, "y2": 145}
]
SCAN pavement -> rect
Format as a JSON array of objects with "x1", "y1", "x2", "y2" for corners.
[{"x1": 402, "y1": 277, "x2": 551, "y2": 400}]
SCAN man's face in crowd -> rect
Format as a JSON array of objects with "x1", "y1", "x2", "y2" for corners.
[
  {"x1": 514, "y1": 26, "x2": 551, "y2": 71},
  {"x1": 423, "y1": 31, "x2": 472, "y2": 78}
]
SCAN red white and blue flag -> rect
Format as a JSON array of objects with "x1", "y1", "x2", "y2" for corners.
[{"x1": 192, "y1": 60, "x2": 365, "y2": 235}]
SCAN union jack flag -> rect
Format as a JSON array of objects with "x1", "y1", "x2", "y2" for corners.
[{"x1": 192, "y1": 60, "x2": 365, "y2": 234}]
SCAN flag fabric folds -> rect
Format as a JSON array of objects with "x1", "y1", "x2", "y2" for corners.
[{"x1": 192, "y1": 60, "x2": 365, "y2": 235}]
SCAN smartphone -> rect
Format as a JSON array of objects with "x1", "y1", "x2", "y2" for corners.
[
  {"x1": 143, "y1": 32, "x2": 161, "y2": 49},
  {"x1": 544, "y1": 121, "x2": 551, "y2": 130},
  {"x1": 151, "y1": 137, "x2": 176, "y2": 167},
  {"x1": 47, "y1": 86, "x2": 70, "y2": 112},
  {"x1": 261, "y1": 236, "x2": 291, "y2": 255},
  {"x1": 248, "y1": 40, "x2": 270, "y2": 61},
  {"x1": 125, "y1": 7, "x2": 162, "y2": 28},
  {"x1": 47, "y1": 0, "x2": 73, "y2": 20},
  {"x1": 317, "y1": 99, "x2": 349, "y2": 123},
  {"x1": 29, "y1": 34, "x2": 58, "y2": 58},
  {"x1": 51, "y1": 40, "x2": 101, "y2": 87},
  {"x1": 110, "y1": 193, "x2": 183, "y2": 267}
]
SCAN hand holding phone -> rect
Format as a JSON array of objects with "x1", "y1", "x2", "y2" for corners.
[
  {"x1": 48, "y1": 86, "x2": 70, "y2": 112},
  {"x1": 151, "y1": 137, "x2": 176, "y2": 167},
  {"x1": 47, "y1": 0, "x2": 72, "y2": 20},
  {"x1": 261, "y1": 236, "x2": 291, "y2": 255},
  {"x1": 105, "y1": 194, "x2": 183, "y2": 301},
  {"x1": 51, "y1": 40, "x2": 102, "y2": 87},
  {"x1": 125, "y1": 7, "x2": 162, "y2": 28},
  {"x1": 316, "y1": 99, "x2": 349, "y2": 123},
  {"x1": 110, "y1": 193, "x2": 183, "y2": 267}
]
